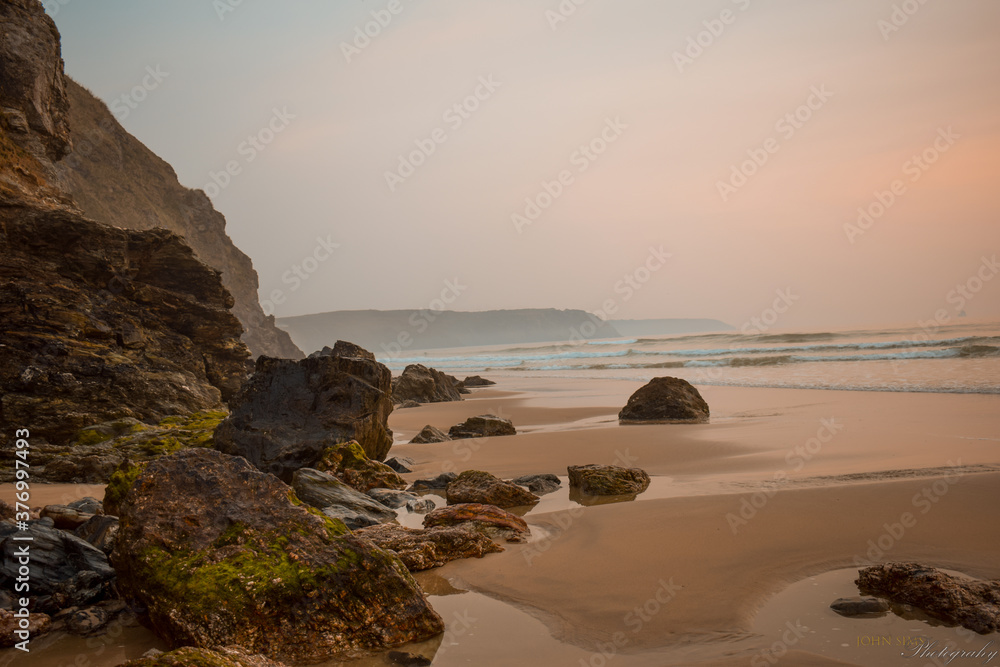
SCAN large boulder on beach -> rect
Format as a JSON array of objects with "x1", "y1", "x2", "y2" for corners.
[
  {"x1": 856, "y1": 562, "x2": 1000, "y2": 634},
  {"x1": 618, "y1": 377, "x2": 709, "y2": 424},
  {"x1": 463, "y1": 376, "x2": 496, "y2": 387},
  {"x1": 215, "y1": 340, "x2": 395, "y2": 479},
  {"x1": 446, "y1": 470, "x2": 539, "y2": 509},
  {"x1": 410, "y1": 425, "x2": 452, "y2": 444},
  {"x1": 314, "y1": 441, "x2": 406, "y2": 492},
  {"x1": 354, "y1": 523, "x2": 503, "y2": 572},
  {"x1": 291, "y1": 468, "x2": 398, "y2": 528},
  {"x1": 409, "y1": 472, "x2": 458, "y2": 491},
  {"x1": 567, "y1": 464, "x2": 651, "y2": 496},
  {"x1": 424, "y1": 503, "x2": 529, "y2": 542},
  {"x1": 512, "y1": 473, "x2": 562, "y2": 496},
  {"x1": 109, "y1": 449, "x2": 443, "y2": 663},
  {"x1": 392, "y1": 364, "x2": 463, "y2": 404},
  {"x1": 0, "y1": 519, "x2": 116, "y2": 613},
  {"x1": 448, "y1": 415, "x2": 516, "y2": 440}
]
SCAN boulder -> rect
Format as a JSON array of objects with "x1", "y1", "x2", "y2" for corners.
[
  {"x1": 830, "y1": 596, "x2": 890, "y2": 617},
  {"x1": 397, "y1": 400, "x2": 421, "y2": 409},
  {"x1": 618, "y1": 377, "x2": 709, "y2": 424},
  {"x1": 0, "y1": 500, "x2": 13, "y2": 520},
  {"x1": 215, "y1": 340, "x2": 395, "y2": 479},
  {"x1": 368, "y1": 489, "x2": 419, "y2": 510},
  {"x1": 40, "y1": 504, "x2": 93, "y2": 530},
  {"x1": 314, "y1": 441, "x2": 406, "y2": 492},
  {"x1": 567, "y1": 464, "x2": 651, "y2": 496},
  {"x1": 408, "y1": 472, "x2": 457, "y2": 491},
  {"x1": 462, "y1": 376, "x2": 496, "y2": 387},
  {"x1": 392, "y1": 364, "x2": 464, "y2": 404},
  {"x1": 446, "y1": 470, "x2": 539, "y2": 509},
  {"x1": 74, "y1": 515, "x2": 120, "y2": 554},
  {"x1": 388, "y1": 651, "x2": 432, "y2": 667},
  {"x1": 110, "y1": 449, "x2": 443, "y2": 663},
  {"x1": 120, "y1": 646, "x2": 288, "y2": 667},
  {"x1": 321, "y1": 507, "x2": 382, "y2": 531},
  {"x1": 355, "y1": 523, "x2": 503, "y2": 572},
  {"x1": 512, "y1": 473, "x2": 561, "y2": 496},
  {"x1": 68, "y1": 497, "x2": 104, "y2": 514},
  {"x1": 410, "y1": 425, "x2": 451, "y2": 444},
  {"x1": 385, "y1": 456, "x2": 415, "y2": 473},
  {"x1": 423, "y1": 503, "x2": 529, "y2": 542},
  {"x1": 406, "y1": 499, "x2": 436, "y2": 514},
  {"x1": 856, "y1": 562, "x2": 1000, "y2": 634},
  {"x1": 291, "y1": 468, "x2": 397, "y2": 526},
  {"x1": 448, "y1": 415, "x2": 516, "y2": 440},
  {"x1": 0, "y1": 519, "x2": 115, "y2": 613}
]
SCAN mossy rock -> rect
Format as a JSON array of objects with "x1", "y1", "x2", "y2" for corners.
[
  {"x1": 315, "y1": 441, "x2": 406, "y2": 492},
  {"x1": 120, "y1": 645, "x2": 287, "y2": 667},
  {"x1": 112, "y1": 449, "x2": 443, "y2": 663}
]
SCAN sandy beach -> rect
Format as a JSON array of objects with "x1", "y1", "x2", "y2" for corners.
[{"x1": 7, "y1": 377, "x2": 999, "y2": 667}]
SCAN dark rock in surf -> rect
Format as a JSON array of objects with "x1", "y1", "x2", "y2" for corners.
[
  {"x1": 392, "y1": 364, "x2": 464, "y2": 404},
  {"x1": 618, "y1": 377, "x2": 709, "y2": 424}
]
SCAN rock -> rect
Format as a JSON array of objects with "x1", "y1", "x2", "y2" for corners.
[
  {"x1": 0, "y1": 500, "x2": 12, "y2": 520},
  {"x1": 448, "y1": 374, "x2": 471, "y2": 395},
  {"x1": 830, "y1": 596, "x2": 891, "y2": 617},
  {"x1": 0, "y1": 609, "x2": 51, "y2": 647},
  {"x1": 55, "y1": 80, "x2": 303, "y2": 361},
  {"x1": 446, "y1": 470, "x2": 540, "y2": 509},
  {"x1": 512, "y1": 473, "x2": 561, "y2": 496},
  {"x1": 410, "y1": 425, "x2": 452, "y2": 444},
  {"x1": 406, "y1": 499, "x2": 436, "y2": 514},
  {"x1": 291, "y1": 468, "x2": 397, "y2": 526},
  {"x1": 856, "y1": 562, "x2": 1000, "y2": 634},
  {"x1": 388, "y1": 651, "x2": 433, "y2": 667},
  {"x1": 385, "y1": 456, "x2": 415, "y2": 473},
  {"x1": 462, "y1": 376, "x2": 496, "y2": 387},
  {"x1": 40, "y1": 504, "x2": 93, "y2": 530},
  {"x1": 567, "y1": 464, "x2": 651, "y2": 497},
  {"x1": 215, "y1": 341, "x2": 395, "y2": 478},
  {"x1": 68, "y1": 497, "x2": 104, "y2": 514},
  {"x1": 408, "y1": 472, "x2": 457, "y2": 491},
  {"x1": 66, "y1": 605, "x2": 110, "y2": 635},
  {"x1": 110, "y1": 449, "x2": 443, "y2": 663},
  {"x1": 397, "y1": 400, "x2": 421, "y2": 409},
  {"x1": 74, "y1": 515, "x2": 119, "y2": 554},
  {"x1": 368, "y1": 489, "x2": 418, "y2": 510},
  {"x1": 0, "y1": 208, "x2": 251, "y2": 465},
  {"x1": 448, "y1": 415, "x2": 516, "y2": 440},
  {"x1": 423, "y1": 503, "x2": 529, "y2": 542},
  {"x1": 120, "y1": 645, "x2": 289, "y2": 667},
  {"x1": 392, "y1": 364, "x2": 464, "y2": 404},
  {"x1": 618, "y1": 377, "x2": 709, "y2": 424},
  {"x1": 0, "y1": 519, "x2": 115, "y2": 613},
  {"x1": 355, "y1": 523, "x2": 503, "y2": 572},
  {"x1": 321, "y1": 507, "x2": 381, "y2": 531},
  {"x1": 314, "y1": 441, "x2": 406, "y2": 492}
]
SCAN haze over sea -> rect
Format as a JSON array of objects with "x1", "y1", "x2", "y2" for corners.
[{"x1": 380, "y1": 319, "x2": 1000, "y2": 394}]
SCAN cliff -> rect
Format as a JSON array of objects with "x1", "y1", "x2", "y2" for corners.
[{"x1": 53, "y1": 80, "x2": 303, "y2": 360}]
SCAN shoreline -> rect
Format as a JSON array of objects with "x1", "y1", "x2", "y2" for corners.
[{"x1": 5, "y1": 378, "x2": 999, "y2": 666}]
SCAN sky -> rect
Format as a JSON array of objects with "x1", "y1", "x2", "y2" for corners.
[{"x1": 47, "y1": 0, "x2": 1000, "y2": 331}]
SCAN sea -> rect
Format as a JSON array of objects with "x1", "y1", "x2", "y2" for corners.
[{"x1": 378, "y1": 318, "x2": 1000, "y2": 394}]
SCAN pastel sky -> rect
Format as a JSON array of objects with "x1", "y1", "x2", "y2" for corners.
[{"x1": 48, "y1": 0, "x2": 1000, "y2": 330}]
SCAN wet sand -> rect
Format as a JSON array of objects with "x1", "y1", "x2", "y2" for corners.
[{"x1": 4, "y1": 378, "x2": 999, "y2": 666}]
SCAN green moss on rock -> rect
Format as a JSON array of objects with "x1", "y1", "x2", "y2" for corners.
[{"x1": 103, "y1": 460, "x2": 147, "y2": 516}]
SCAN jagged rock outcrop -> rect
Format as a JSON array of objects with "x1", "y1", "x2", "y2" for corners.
[
  {"x1": 856, "y1": 563, "x2": 1000, "y2": 634},
  {"x1": 53, "y1": 80, "x2": 302, "y2": 359},
  {"x1": 110, "y1": 449, "x2": 444, "y2": 663},
  {"x1": 619, "y1": 377, "x2": 710, "y2": 424},
  {"x1": 0, "y1": 206, "x2": 251, "y2": 458},
  {"x1": 392, "y1": 364, "x2": 464, "y2": 404},
  {"x1": 215, "y1": 341, "x2": 395, "y2": 478}
]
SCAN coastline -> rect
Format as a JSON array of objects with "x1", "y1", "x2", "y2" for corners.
[{"x1": 6, "y1": 378, "x2": 999, "y2": 666}]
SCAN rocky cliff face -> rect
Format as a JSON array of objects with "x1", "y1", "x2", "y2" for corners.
[
  {"x1": 0, "y1": 0, "x2": 251, "y2": 462},
  {"x1": 54, "y1": 80, "x2": 302, "y2": 360}
]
